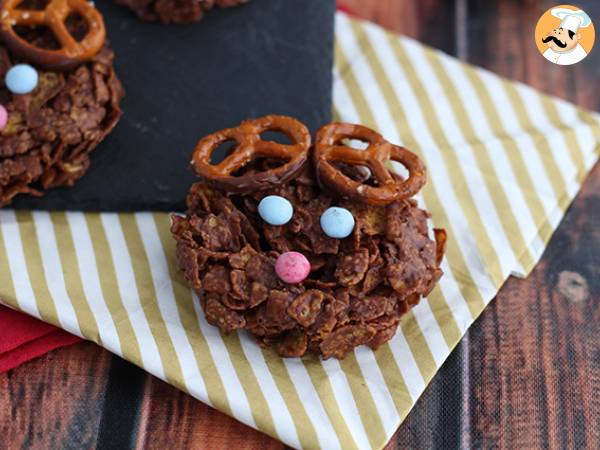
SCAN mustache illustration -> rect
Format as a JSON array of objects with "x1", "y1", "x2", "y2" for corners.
[{"x1": 542, "y1": 35, "x2": 567, "y2": 48}]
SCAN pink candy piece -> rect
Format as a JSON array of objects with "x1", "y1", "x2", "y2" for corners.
[
  {"x1": 275, "y1": 251, "x2": 311, "y2": 284},
  {"x1": 0, "y1": 105, "x2": 7, "y2": 131}
]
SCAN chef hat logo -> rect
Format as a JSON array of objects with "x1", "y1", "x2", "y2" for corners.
[
  {"x1": 535, "y1": 4, "x2": 595, "y2": 66},
  {"x1": 551, "y1": 7, "x2": 592, "y2": 33}
]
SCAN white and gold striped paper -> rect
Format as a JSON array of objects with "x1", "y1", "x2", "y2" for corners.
[{"x1": 1, "y1": 13, "x2": 599, "y2": 450}]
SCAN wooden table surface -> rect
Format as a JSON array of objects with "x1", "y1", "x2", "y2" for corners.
[{"x1": 1, "y1": 1, "x2": 599, "y2": 449}]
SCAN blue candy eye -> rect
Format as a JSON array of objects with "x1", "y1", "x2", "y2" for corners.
[
  {"x1": 258, "y1": 195, "x2": 294, "y2": 226},
  {"x1": 5, "y1": 64, "x2": 38, "y2": 95},
  {"x1": 320, "y1": 207, "x2": 355, "y2": 239}
]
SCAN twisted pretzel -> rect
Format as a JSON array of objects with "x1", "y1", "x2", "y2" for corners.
[
  {"x1": 314, "y1": 123, "x2": 426, "y2": 206},
  {"x1": 0, "y1": 0, "x2": 106, "y2": 70},
  {"x1": 191, "y1": 115, "x2": 311, "y2": 193}
]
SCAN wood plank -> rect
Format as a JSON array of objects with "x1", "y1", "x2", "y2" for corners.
[
  {"x1": 133, "y1": 376, "x2": 284, "y2": 450},
  {"x1": 0, "y1": 342, "x2": 112, "y2": 449}
]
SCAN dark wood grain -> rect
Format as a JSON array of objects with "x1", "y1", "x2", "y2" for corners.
[
  {"x1": 1, "y1": 1, "x2": 599, "y2": 449},
  {"x1": 133, "y1": 376, "x2": 282, "y2": 450},
  {"x1": 0, "y1": 342, "x2": 112, "y2": 449}
]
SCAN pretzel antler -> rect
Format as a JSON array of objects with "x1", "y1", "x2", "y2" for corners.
[
  {"x1": 314, "y1": 123, "x2": 426, "y2": 206},
  {"x1": 0, "y1": 0, "x2": 106, "y2": 70},
  {"x1": 191, "y1": 115, "x2": 311, "y2": 193}
]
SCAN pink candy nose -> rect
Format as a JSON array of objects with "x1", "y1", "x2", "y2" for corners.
[{"x1": 275, "y1": 251, "x2": 311, "y2": 284}]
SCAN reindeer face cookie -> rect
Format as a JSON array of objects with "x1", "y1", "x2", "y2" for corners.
[{"x1": 171, "y1": 115, "x2": 446, "y2": 359}]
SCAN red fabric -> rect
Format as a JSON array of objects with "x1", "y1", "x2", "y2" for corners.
[
  {"x1": 0, "y1": 305, "x2": 81, "y2": 373},
  {"x1": 336, "y1": 3, "x2": 355, "y2": 15}
]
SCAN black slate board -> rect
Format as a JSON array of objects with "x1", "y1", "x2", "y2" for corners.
[{"x1": 12, "y1": 0, "x2": 335, "y2": 212}]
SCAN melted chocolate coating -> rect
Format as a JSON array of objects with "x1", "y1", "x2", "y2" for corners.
[{"x1": 172, "y1": 162, "x2": 445, "y2": 359}]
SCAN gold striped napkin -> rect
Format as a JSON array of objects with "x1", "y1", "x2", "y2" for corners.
[{"x1": 1, "y1": 13, "x2": 599, "y2": 450}]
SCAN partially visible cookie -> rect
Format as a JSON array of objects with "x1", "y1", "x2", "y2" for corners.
[
  {"x1": 115, "y1": 0, "x2": 249, "y2": 24},
  {"x1": 0, "y1": 0, "x2": 124, "y2": 206}
]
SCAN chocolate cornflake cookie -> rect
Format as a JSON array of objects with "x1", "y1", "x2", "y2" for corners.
[
  {"x1": 114, "y1": 0, "x2": 249, "y2": 24},
  {"x1": 0, "y1": 0, "x2": 124, "y2": 207},
  {"x1": 172, "y1": 115, "x2": 447, "y2": 359}
]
